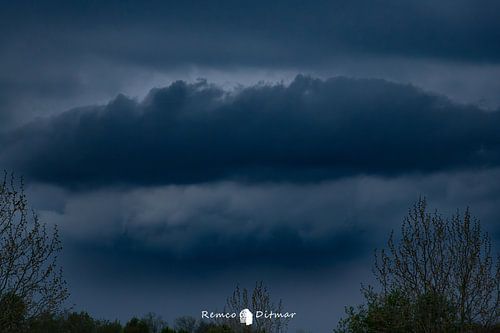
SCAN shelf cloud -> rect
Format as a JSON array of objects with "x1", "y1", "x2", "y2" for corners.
[{"x1": 2, "y1": 76, "x2": 499, "y2": 188}]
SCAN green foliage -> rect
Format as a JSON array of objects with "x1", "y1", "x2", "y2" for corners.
[
  {"x1": 26, "y1": 311, "x2": 124, "y2": 333},
  {"x1": 7, "y1": 312, "x2": 240, "y2": 333},
  {"x1": 97, "y1": 321, "x2": 123, "y2": 333},
  {"x1": 335, "y1": 289, "x2": 459, "y2": 332},
  {"x1": 0, "y1": 293, "x2": 27, "y2": 333},
  {"x1": 62, "y1": 312, "x2": 98, "y2": 333},
  {"x1": 204, "y1": 325, "x2": 233, "y2": 333},
  {"x1": 413, "y1": 291, "x2": 457, "y2": 332},
  {"x1": 160, "y1": 327, "x2": 176, "y2": 333},
  {"x1": 196, "y1": 322, "x2": 233, "y2": 333},
  {"x1": 124, "y1": 317, "x2": 151, "y2": 333}
]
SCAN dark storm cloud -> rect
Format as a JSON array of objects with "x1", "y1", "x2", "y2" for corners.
[
  {"x1": 66, "y1": 226, "x2": 369, "y2": 272},
  {"x1": 31, "y1": 170, "x2": 500, "y2": 269},
  {"x1": 2, "y1": 0, "x2": 500, "y2": 129},
  {"x1": 2, "y1": 76, "x2": 500, "y2": 187},
  {"x1": 3, "y1": 0, "x2": 500, "y2": 66},
  {"x1": 33, "y1": 180, "x2": 383, "y2": 271}
]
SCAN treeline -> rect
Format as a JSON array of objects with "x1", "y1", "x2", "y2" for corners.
[{"x1": 7, "y1": 309, "x2": 231, "y2": 333}]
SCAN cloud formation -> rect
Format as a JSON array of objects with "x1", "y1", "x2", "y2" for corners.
[
  {"x1": 3, "y1": 0, "x2": 500, "y2": 66},
  {"x1": 2, "y1": 76, "x2": 500, "y2": 187},
  {"x1": 26, "y1": 168, "x2": 500, "y2": 274},
  {"x1": 2, "y1": 0, "x2": 500, "y2": 128},
  {"x1": 2, "y1": 2, "x2": 499, "y2": 331}
]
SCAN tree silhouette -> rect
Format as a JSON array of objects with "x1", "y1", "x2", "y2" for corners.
[
  {"x1": 124, "y1": 317, "x2": 150, "y2": 333},
  {"x1": 174, "y1": 316, "x2": 197, "y2": 333},
  {"x1": 225, "y1": 281, "x2": 288, "y2": 333},
  {"x1": 336, "y1": 198, "x2": 500, "y2": 332},
  {"x1": 0, "y1": 173, "x2": 68, "y2": 331}
]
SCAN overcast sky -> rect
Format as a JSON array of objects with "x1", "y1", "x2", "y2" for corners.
[{"x1": 1, "y1": 1, "x2": 500, "y2": 331}]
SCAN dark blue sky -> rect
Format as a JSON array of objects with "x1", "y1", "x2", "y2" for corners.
[{"x1": 1, "y1": 1, "x2": 500, "y2": 331}]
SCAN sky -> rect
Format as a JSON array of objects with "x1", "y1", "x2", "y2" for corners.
[{"x1": 1, "y1": 1, "x2": 500, "y2": 331}]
